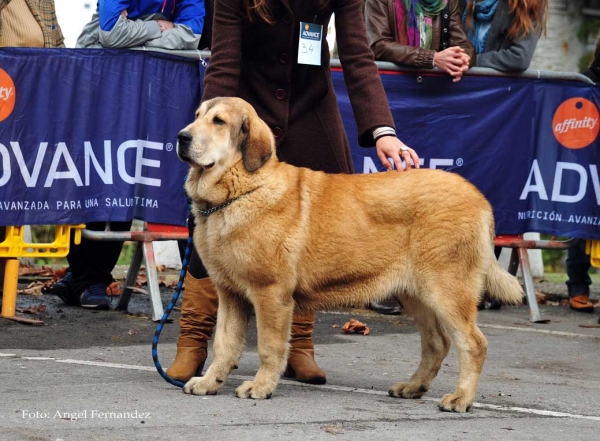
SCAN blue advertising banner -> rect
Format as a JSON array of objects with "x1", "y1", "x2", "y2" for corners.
[
  {"x1": 1, "y1": 50, "x2": 599, "y2": 240},
  {"x1": 0, "y1": 48, "x2": 199, "y2": 227},
  {"x1": 334, "y1": 69, "x2": 600, "y2": 240}
]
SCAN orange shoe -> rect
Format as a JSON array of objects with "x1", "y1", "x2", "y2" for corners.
[{"x1": 569, "y1": 295, "x2": 594, "y2": 313}]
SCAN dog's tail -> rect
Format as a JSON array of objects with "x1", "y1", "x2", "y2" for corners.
[{"x1": 485, "y1": 260, "x2": 524, "y2": 305}]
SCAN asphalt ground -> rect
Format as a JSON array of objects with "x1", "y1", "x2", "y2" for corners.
[{"x1": 1, "y1": 268, "x2": 599, "y2": 441}]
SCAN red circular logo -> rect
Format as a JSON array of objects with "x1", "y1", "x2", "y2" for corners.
[
  {"x1": 0, "y1": 68, "x2": 16, "y2": 122},
  {"x1": 552, "y1": 97, "x2": 599, "y2": 149}
]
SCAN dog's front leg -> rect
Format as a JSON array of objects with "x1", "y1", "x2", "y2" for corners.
[
  {"x1": 184, "y1": 292, "x2": 251, "y2": 396},
  {"x1": 236, "y1": 291, "x2": 295, "y2": 399}
]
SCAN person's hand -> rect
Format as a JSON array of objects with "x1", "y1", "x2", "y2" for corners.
[
  {"x1": 120, "y1": 9, "x2": 128, "y2": 19},
  {"x1": 156, "y1": 20, "x2": 175, "y2": 32},
  {"x1": 433, "y1": 46, "x2": 470, "y2": 82},
  {"x1": 375, "y1": 136, "x2": 420, "y2": 172}
]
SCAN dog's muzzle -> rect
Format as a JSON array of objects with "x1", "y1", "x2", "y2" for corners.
[{"x1": 176, "y1": 131, "x2": 193, "y2": 163}]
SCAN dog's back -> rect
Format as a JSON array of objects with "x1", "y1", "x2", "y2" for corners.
[{"x1": 282, "y1": 166, "x2": 519, "y2": 311}]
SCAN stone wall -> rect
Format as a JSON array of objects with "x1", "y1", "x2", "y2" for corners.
[{"x1": 530, "y1": 0, "x2": 593, "y2": 73}]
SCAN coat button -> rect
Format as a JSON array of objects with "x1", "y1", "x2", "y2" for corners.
[
  {"x1": 279, "y1": 53, "x2": 289, "y2": 64},
  {"x1": 272, "y1": 127, "x2": 283, "y2": 138},
  {"x1": 275, "y1": 88, "x2": 287, "y2": 100},
  {"x1": 282, "y1": 14, "x2": 292, "y2": 25}
]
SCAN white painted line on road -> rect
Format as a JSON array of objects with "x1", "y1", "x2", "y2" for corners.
[
  {"x1": 3, "y1": 353, "x2": 600, "y2": 422},
  {"x1": 478, "y1": 323, "x2": 600, "y2": 339},
  {"x1": 55, "y1": 359, "x2": 155, "y2": 371}
]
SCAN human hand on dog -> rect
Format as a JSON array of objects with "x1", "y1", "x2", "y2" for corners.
[{"x1": 376, "y1": 136, "x2": 420, "y2": 171}]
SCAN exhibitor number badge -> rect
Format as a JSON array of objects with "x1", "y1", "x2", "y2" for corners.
[{"x1": 298, "y1": 22, "x2": 322, "y2": 66}]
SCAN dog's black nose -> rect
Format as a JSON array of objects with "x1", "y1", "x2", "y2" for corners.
[
  {"x1": 178, "y1": 131, "x2": 193, "y2": 145},
  {"x1": 177, "y1": 131, "x2": 193, "y2": 162}
]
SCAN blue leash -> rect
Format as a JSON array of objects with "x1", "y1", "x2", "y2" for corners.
[{"x1": 151, "y1": 233, "x2": 193, "y2": 389}]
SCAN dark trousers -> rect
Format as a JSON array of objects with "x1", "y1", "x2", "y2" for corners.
[
  {"x1": 67, "y1": 221, "x2": 131, "y2": 296},
  {"x1": 178, "y1": 215, "x2": 208, "y2": 280},
  {"x1": 566, "y1": 239, "x2": 592, "y2": 297}
]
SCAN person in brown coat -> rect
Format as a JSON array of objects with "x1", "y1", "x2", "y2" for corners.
[
  {"x1": 167, "y1": 0, "x2": 420, "y2": 386},
  {"x1": 365, "y1": 0, "x2": 475, "y2": 82}
]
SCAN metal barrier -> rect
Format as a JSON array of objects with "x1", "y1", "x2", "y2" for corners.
[{"x1": 81, "y1": 223, "x2": 188, "y2": 322}]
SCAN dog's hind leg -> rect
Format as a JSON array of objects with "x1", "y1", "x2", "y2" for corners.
[
  {"x1": 184, "y1": 292, "x2": 252, "y2": 396},
  {"x1": 389, "y1": 297, "x2": 450, "y2": 399},
  {"x1": 236, "y1": 291, "x2": 295, "y2": 400},
  {"x1": 436, "y1": 296, "x2": 487, "y2": 413}
]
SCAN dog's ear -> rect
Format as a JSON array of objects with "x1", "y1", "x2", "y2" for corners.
[{"x1": 240, "y1": 112, "x2": 273, "y2": 172}]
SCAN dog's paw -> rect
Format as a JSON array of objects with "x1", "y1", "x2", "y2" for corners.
[
  {"x1": 388, "y1": 382, "x2": 428, "y2": 399},
  {"x1": 235, "y1": 380, "x2": 274, "y2": 400},
  {"x1": 438, "y1": 392, "x2": 473, "y2": 413},
  {"x1": 183, "y1": 377, "x2": 219, "y2": 396}
]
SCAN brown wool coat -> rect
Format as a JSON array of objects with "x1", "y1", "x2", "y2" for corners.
[{"x1": 202, "y1": 0, "x2": 396, "y2": 174}]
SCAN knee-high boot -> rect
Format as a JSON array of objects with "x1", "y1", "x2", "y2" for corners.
[
  {"x1": 166, "y1": 272, "x2": 218, "y2": 381},
  {"x1": 283, "y1": 310, "x2": 326, "y2": 385}
]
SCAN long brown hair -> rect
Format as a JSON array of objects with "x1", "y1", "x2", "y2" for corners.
[
  {"x1": 242, "y1": 0, "x2": 329, "y2": 23},
  {"x1": 464, "y1": 0, "x2": 549, "y2": 40},
  {"x1": 243, "y1": 0, "x2": 273, "y2": 23}
]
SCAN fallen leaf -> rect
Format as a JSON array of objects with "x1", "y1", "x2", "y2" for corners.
[
  {"x1": 127, "y1": 329, "x2": 138, "y2": 335},
  {"x1": 17, "y1": 264, "x2": 55, "y2": 277},
  {"x1": 535, "y1": 291, "x2": 546, "y2": 304},
  {"x1": 18, "y1": 281, "x2": 45, "y2": 296},
  {"x1": 323, "y1": 424, "x2": 344, "y2": 435},
  {"x1": 332, "y1": 324, "x2": 340, "y2": 328},
  {"x1": 342, "y1": 318, "x2": 370, "y2": 335},
  {"x1": 16, "y1": 304, "x2": 46, "y2": 315},
  {"x1": 108, "y1": 282, "x2": 123, "y2": 296}
]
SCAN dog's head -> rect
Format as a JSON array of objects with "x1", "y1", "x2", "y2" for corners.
[{"x1": 177, "y1": 97, "x2": 274, "y2": 173}]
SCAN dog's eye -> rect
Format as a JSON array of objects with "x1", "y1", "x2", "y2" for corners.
[{"x1": 213, "y1": 116, "x2": 225, "y2": 125}]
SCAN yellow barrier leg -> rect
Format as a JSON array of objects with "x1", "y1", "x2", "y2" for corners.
[{"x1": 1, "y1": 258, "x2": 20, "y2": 318}]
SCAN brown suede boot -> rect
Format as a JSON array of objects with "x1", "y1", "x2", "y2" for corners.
[
  {"x1": 166, "y1": 273, "x2": 218, "y2": 382},
  {"x1": 283, "y1": 310, "x2": 326, "y2": 385}
]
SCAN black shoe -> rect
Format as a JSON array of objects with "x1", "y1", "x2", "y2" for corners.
[
  {"x1": 488, "y1": 299, "x2": 502, "y2": 310},
  {"x1": 79, "y1": 284, "x2": 110, "y2": 310},
  {"x1": 50, "y1": 270, "x2": 78, "y2": 305},
  {"x1": 368, "y1": 299, "x2": 403, "y2": 315}
]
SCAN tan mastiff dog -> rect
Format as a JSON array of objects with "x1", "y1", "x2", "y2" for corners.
[{"x1": 176, "y1": 97, "x2": 523, "y2": 412}]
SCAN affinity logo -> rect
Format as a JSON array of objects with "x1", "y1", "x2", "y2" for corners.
[
  {"x1": 0, "y1": 68, "x2": 15, "y2": 122},
  {"x1": 552, "y1": 97, "x2": 599, "y2": 149}
]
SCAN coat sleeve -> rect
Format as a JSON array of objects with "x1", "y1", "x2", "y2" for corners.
[
  {"x1": 365, "y1": 0, "x2": 435, "y2": 68},
  {"x1": 144, "y1": 24, "x2": 201, "y2": 49},
  {"x1": 474, "y1": 28, "x2": 539, "y2": 72},
  {"x1": 201, "y1": 0, "x2": 242, "y2": 102},
  {"x1": 336, "y1": 0, "x2": 396, "y2": 146},
  {"x1": 98, "y1": 14, "x2": 162, "y2": 48}
]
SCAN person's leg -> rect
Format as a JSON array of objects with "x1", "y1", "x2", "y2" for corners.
[
  {"x1": 166, "y1": 247, "x2": 217, "y2": 381},
  {"x1": 284, "y1": 310, "x2": 327, "y2": 384},
  {"x1": 566, "y1": 240, "x2": 593, "y2": 312},
  {"x1": 58, "y1": 221, "x2": 130, "y2": 308}
]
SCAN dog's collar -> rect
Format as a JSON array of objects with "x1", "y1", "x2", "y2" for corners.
[
  {"x1": 197, "y1": 189, "x2": 256, "y2": 217},
  {"x1": 197, "y1": 197, "x2": 240, "y2": 217}
]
